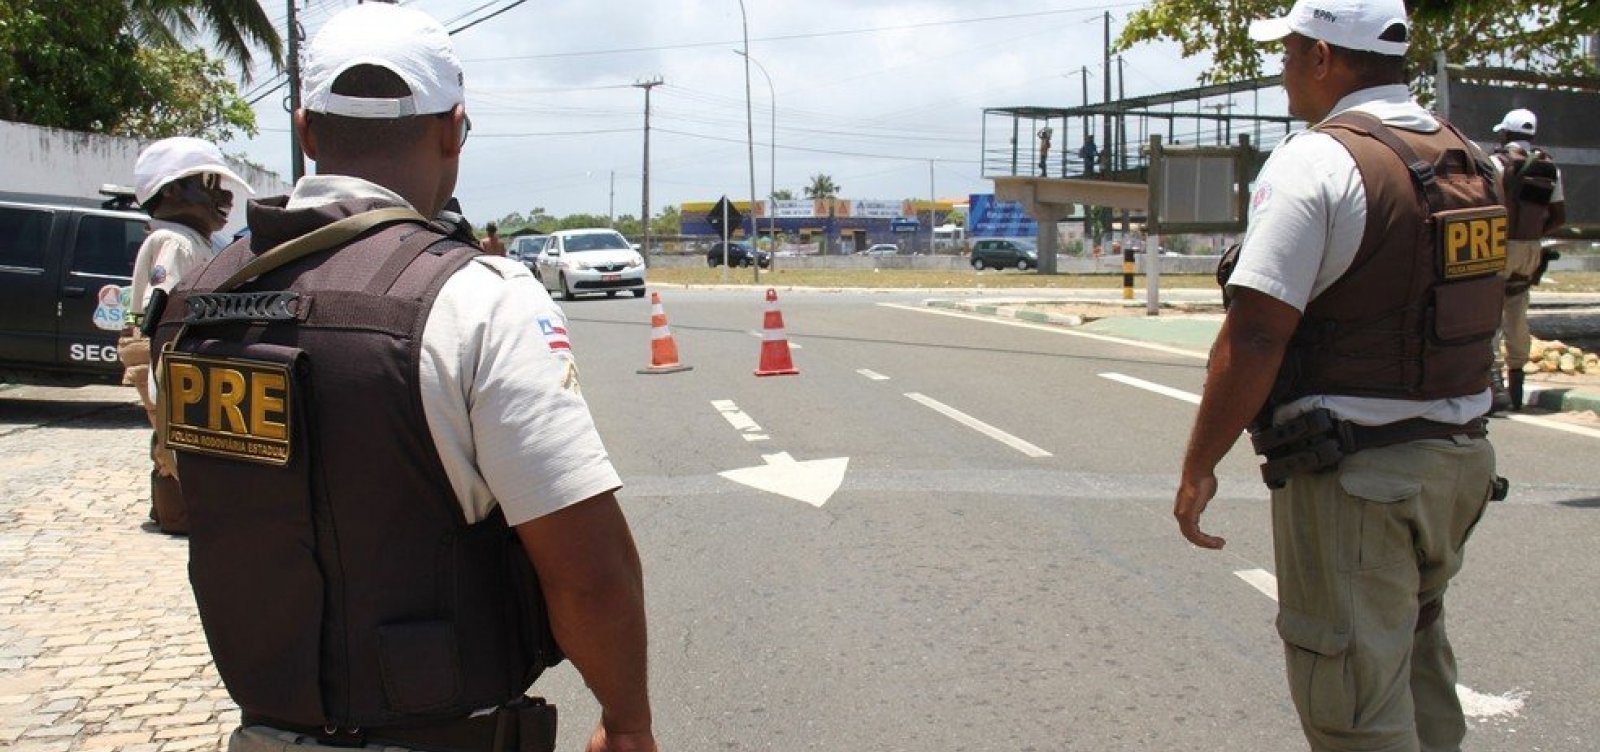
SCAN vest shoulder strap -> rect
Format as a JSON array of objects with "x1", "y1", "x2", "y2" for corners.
[
  {"x1": 1319, "y1": 111, "x2": 1446, "y2": 211},
  {"x1": 217, "y1": 207, "x2": 430, "y2": 293}
]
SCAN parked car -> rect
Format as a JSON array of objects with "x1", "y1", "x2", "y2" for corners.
[
  {"x1": 0, "y1": 190, "x2": 150, "y2": 386},
  {"x1": 535, "y1": 228, "x2": 646, "y2": 300},
  {"x1": 862, "y1": 243, "x2": 900, "y2": 257},
  {"x1": 706, "y1": 241, "x2": 771, "y2": 269},
  {"x1": 970, "y1": 238, "x2": 1038, "y2": 270},
  {"x1": 507, "y1": 234, "x2": 547, "y2": 275}
]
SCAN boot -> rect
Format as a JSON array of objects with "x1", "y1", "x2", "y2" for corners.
[
  {"x1": 1489, "y1": 368, "x2": 1512, "y2": 415},
  {"x1": 1508, "y1": 370, "x2": 1525, "y2": 412}
]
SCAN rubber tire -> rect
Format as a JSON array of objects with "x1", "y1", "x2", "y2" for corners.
[
  {"x1": 1016, "y1": 259, "x2": 1028, "y2": 271},
  {"x1": 632, "y1": 288, "x2": 646, "y2": 298},
  {"x1": 707, "y1": 257, "x2": 718, "y2": 268},
  {"x1": 740, "y1": 257, "x2": 752, "y2": 268},
  {"x1": 972, "y1": 258, "x2": 985, "y2": 270},
  {"x1": 560, "y1": 274, "x2": 577, "y2": 301},
  {"x1": 606, "y1": 291, "x2": 618, "y2": 298}
]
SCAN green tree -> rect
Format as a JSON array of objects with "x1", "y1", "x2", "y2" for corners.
[
  {"x1": 125, "y1": 0, "x2": 283, "y2": 82},
  {"x1": 652, "y1": 205, "x2": 681, "y2": 236},
  {"x1": 771, "y1": 188, "x2": 795, "y2": 201},
  {"x1": 803, "y1": 174, "x2": 840, "y2": 199},
  {"x1": 0, "y1": 2, "x2": 146, "y2": 130},
  {"x1": 1118, "y1": 0, "x2": 1599, "y2": 86},
  {"x1": 115, "y1": 45, "x2": 256, "y2": 140}
]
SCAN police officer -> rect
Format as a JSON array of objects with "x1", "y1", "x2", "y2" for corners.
[
  {"x1": 1489, "y1": 108, "x2": 1566, "y2": 410},
  {"x1": 149, "y1": 5, "x2": 655, "y2": 751},
  {"x1": 120, "y1": 137, "x2": 253, "y2": 533},
  {"x1": 1174, "y1": 1, "x2": 1501, "y2": 749}
]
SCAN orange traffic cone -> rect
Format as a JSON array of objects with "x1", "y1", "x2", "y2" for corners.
[
  {"x1": 638, "y1": 291, "x2": 693, "y2": 375},
  {"x1": 755, "y1": 288, "x2": 799, "y2": 377}
]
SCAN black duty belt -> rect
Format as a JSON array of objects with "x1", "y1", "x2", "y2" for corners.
[
  {"x1": 1251, "y1": 408, "x2": 1488, "y2": 489},
  {"x1": 242, "y1": 696, "x2": 555, "y2": 752}
]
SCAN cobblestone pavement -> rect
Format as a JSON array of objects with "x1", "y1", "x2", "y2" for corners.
[{"x1": 1, "y1": 386, "x2": 237, "y2": 751}]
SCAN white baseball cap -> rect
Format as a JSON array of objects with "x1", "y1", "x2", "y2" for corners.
[
  {"x1": 1248, "y1": 0, "x2": 1410, "y2": 56},
  {"x1": 301, "y1": 3, "x2": 464, "y2": 119},
  {"x1": 133, "y1": 137, "x2": 254, "y2": 206},
  {"x1": 1492, "y1": 108, "x2": 1537, "y2": 136}
]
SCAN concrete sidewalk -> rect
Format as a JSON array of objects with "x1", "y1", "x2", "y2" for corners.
[{"x1": 928, "y1": 296, "x2": 1600, "y2": 415}]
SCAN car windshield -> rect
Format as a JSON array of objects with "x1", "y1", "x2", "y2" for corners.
[
  {"x1": 1014, "y1": 240, "x2": 1037, "y2": 251},
  {"x1": 564, "y1": 233, "x2": 631, "y2": 252}
]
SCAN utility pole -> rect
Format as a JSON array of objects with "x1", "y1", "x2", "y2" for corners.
[
  {"x1": 928, "y1": 160, "x2": 936, "y2": 254},
  {"x1": 1098, "y1": 11, "x2": 1113, "y2": 250},
  {"x1": 287, "y1": 0, "x2": 304, "y2": 182},
  {"x1": 608, "y1": 170, "x2": 615, "y2": 228},
  {"x1": 634, "y1": 78, "x2": 662, "y2": 264},
  {"x1": 738, "y1": 0, "x2": 759, "y2": 282}
]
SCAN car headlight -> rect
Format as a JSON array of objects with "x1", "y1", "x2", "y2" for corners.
[
  {"x1": 571, "y1": 260, "x2": 594, "y2": 270},
  {"x1": 625, "y1": 255, "x2": 643, "y2": 269}
]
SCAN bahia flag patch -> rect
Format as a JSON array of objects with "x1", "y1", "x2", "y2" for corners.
[{"x1": 537, "y1": 315, "x2": 573, "y2": 359}]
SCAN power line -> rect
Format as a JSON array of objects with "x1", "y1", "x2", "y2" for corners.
[
  {"x1": 461, "y1": 3, "x2": 1145, "y2": 63},
  {"x1": 653, "y1": 127, "x2": 979, "y2": 165}
]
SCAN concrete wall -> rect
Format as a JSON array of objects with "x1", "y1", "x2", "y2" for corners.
[
  {"x1": 0, "y1": 120, "x2": 290, "y2": 235},
  {"x1": 650, "y1": 253, "x2": 1227, "y2": 274}
]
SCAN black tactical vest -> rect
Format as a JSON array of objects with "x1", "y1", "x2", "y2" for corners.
[{"x1": 151, "y1": 196, "x2": 559, "y2": 729}]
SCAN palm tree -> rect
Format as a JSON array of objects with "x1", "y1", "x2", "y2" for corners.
[
  {"x1": 803, "y1": 174, "x2": 839, "y2": 199},
  {"x1": 125, "y1": 0, "x2": 283, "y2": 83}
]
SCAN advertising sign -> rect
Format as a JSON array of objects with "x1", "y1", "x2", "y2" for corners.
[{"x1": 769, "y1": 199, "x2": 816, "y2": 219}]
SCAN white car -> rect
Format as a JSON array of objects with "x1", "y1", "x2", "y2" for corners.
[
  {"x1": 862, "y1": 243, "x2": 900, "y2": 257},
  {"x1": 535, "y1": 228, "x2": 647, "y2": 300}
]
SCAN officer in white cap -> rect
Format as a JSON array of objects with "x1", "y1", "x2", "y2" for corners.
[
  {"x1": 1488, "y1": 107, "x2": 1566, "y2": 410},
  {"x1": 120, "y1": 136, "x2": 253, "y2": 534},
  {"x1": 1175, "y1": 1, "x2": 1502, "y2": 749},
  {"x1": 146, "y1": 4, "x2": 657, "y2": 751}
]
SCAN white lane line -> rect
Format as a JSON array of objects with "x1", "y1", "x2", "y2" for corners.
[
  {"x1": 1233, "y1": 568, "x2": 1526, "y2": 719},
  {"x1": 857, "y1": 369, "x2": 890, "y2": 381},
  {"x1": 1100, "y1": 372, "x2": 1201, "y2": 405},
  {"x1": 879, "y1": 303, "x2": 1208, "y2": 360},
  {"x1": 711, "y1": 399, "x2": 769, "y2": 442},
  {"x1": 1502, "y1": 412, "x2": 1600, "y2": 440},
  {"x1": 1234, "y1": 568, "x2": 1278, "y2": 600},
  {"x1": 904, "y1": 392, "x2": 1052, "y2": 458},
  {"x1": 748, "y1": 330, "x2": 801, "y2": 349}
]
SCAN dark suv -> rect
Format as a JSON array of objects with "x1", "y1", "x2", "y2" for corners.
[
  {"x1": 706, "y1": 241, "x2": 771, "y2": 269},
  {"x1": 970, "y1": 238, "x2": 1038, "y2": 270},
  {"x1": 1, "y1": 190, "x2": 150, "y2": 386}
]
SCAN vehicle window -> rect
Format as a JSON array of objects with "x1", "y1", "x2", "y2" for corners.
[
  {"x1": 563, "y1": 232, "x2": 629, "y2": 252},
  {"x1": 0, "y1": 206, "x2": 53, "y2": 269},
  {"x1": 71, "y1": 215, "x2": 145, "y2": 277}
]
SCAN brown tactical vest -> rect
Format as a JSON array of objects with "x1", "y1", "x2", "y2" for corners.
[
  {"x1": 1271, "y1": 112, "x2": 1507, "y2": 404},
  {"x1": 1493, "y1": 143, "x2": 1559, "y2": 240},
  {"x1": 150, "y1": 197, "x2": 559, "y2": 729}
]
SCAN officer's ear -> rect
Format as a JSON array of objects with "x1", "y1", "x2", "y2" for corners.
[
  {"x1": 294, "y1": 109, "x2": 320, "y2": 161},
  {"x1": 436, "y1": 105, "x2": 467, "y2": 159}
]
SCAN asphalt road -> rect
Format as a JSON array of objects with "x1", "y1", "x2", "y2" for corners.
[
  {"x1": 3, "y1": 287, "x2": 1596, "y2": 751},
  {"x1": 545, "y1": 288, "x2": 1600, "y2": 751}
]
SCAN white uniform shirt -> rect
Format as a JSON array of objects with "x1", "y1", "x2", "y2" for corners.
[
  {"x1": 284, "y1": 176, "x2": 622, "y2": 525},
  {"x1": 130, "y1": 219, "x2": 220, "y2": 315},
  {"x1": 1227, "y1": 84, "x2": 1491, "y2": 426}
]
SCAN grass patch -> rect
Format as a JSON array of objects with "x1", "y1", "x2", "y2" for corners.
[{"x1": 645, "y1": 267, "x2": 1600, "y2": 293}]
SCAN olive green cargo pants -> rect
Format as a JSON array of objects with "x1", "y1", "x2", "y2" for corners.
[{"x1": 1272, "y1": 435, "x2": 1495, "y2": 752}]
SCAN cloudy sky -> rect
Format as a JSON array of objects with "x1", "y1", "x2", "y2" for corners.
[{"x1": 227, "y1": 0, "x2": 1290, "y2": 224}]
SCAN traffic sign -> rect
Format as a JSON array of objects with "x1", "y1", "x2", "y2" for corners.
[{"x1": 707, "y1": 196, "x2": 745, "y2": 237}]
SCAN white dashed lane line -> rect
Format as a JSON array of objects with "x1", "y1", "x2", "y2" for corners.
[
  {"x1": 1099, "y1": 372, "x2": 1201, "y2": 404},
  {"x1": 1233, "y1": 568, "x2": 1527, "y2": 720},
  {"x1": 903, "y1": 392, "x2": 1052, "y2": 458},
  {"x1": 857, "y1": 369, "x2": 890, "y2": 381},
  {"x1": 712, "y1": 399, "x2": 769, "y2": 442}
]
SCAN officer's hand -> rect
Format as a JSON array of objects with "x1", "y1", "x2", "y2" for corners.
[
  {"x1": 585, "y1": 724, "x2": 657, "y2": 752},
  {"x1": 1175, "y1": 473, "x2": 1226, "y2": 550}
]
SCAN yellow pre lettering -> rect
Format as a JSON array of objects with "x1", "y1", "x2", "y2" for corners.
[
  {"x1": 1469, "y1": 219, "x2": 1490, "y2": 260},
  {"x1": 1446, "y1": 222, "x2": 1469, "y2": 261},
  {"x1": 1490, "y1": 216, "x2": 1507, "y2": 257},
  {"x1": 168, "y1": 362, "x2": 204, "y2": 424},
  {"x1": 208, "y1": 368, "x2": 248, "y2": 434},
  {"x1": 250, "y1": 372, "x2": 288, "y2": 440}
]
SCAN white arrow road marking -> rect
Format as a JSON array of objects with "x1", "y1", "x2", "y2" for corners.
[
  {"x1": 904, "y1": 392, "x2": 1052, "y2": 457},
  {"x1": 1099, "y1": 372, "x2": 1201, "y2": 404},
  {"x1": 711, "y1": 400, "x2": 768, "y2": 442},
  {"x1": 719, "y1": 452, "x2": 850, "y2": 507},
  {"x1": 1233, "y1": 569, "x2": 1526, "y2": 719},
  {"x1": 748, "y1": 330, "x2": 801, "y2": 349},
  {"x1": 857, "y1": 369, "x2": 890, "y2": 381}
]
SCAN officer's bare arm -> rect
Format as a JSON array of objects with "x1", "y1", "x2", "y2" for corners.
[
  {"x1": 1175, "y1": 288, "x2": 1300, "y2": 549},
  {"x1": 1546, "y1": 201, "x2": 1566, "y2": 235},
  {"x1": 515, "y1": 491, "x2": 653, "y2": 741}
]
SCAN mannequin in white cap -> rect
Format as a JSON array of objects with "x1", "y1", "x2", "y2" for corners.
[
  {"x1": 1174, "y1": 1, "x2": 1502, "y2": 750},
  {"x1": 120, "y1": 136, "x2": 252, "y2": 534},
  {"x1": 148, "y1": 4, "x2": 655, "y2": 752},
  {"x1": 1488, "y1": 107, "x2": 1565, "y2": 410}
]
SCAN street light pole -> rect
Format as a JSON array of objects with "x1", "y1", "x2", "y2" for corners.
[
  {"x1": 737, "y1": 0, "x2": 759, "y2": 282},
  {"x1": 735, "y1": 50, "x2": 775, "y2": 266}
]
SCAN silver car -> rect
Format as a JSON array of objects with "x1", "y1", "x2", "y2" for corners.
[{"x1": 535, "y1": 228, "x2": 647, "y2": 300}]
